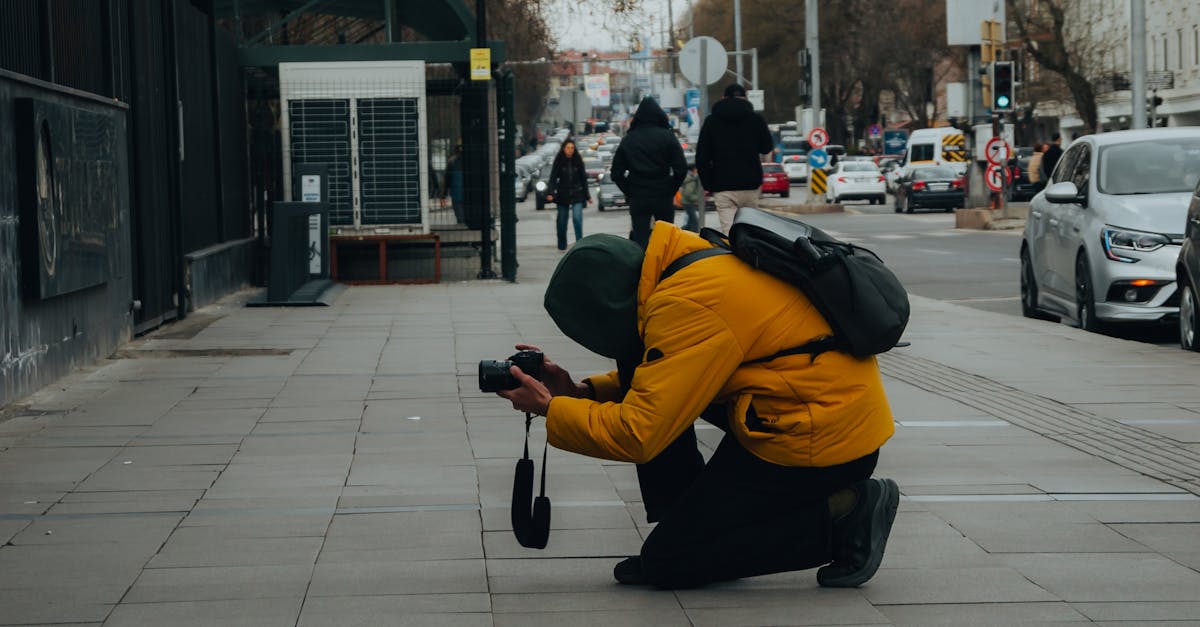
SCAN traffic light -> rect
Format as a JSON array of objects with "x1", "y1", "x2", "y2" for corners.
[{"x1": 992, "y1": 61, "x2": 1015, "y2": 112}]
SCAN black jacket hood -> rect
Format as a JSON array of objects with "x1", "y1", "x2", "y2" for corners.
[
  {"x1": 630, "y1": 97, "x2": 670, "y2": 129},
  {"x1": 712, "y1": 96, "x2": 755, "y2": 121}
]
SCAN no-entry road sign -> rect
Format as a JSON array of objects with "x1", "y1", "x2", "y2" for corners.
[
  {"x1": 808, "y1": 127, "x2": 829, "y2": 149},
  {"x1": 985, "y1": 163, "x2": 1011, "y2": 192},
  {"x1": 985, "y1": 136, "x2": 1011, "y2": 166}
]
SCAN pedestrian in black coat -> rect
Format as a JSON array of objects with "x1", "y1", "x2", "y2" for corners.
[
  {"x1": 546, "y1": 139, "x2": 591, "y2": 250},
  {"x1": 611, "y1": 97, "x2": 688, "y2": 248},
  {"x1": 696, "y1": 83, "x2": 774, "y2": 233}
]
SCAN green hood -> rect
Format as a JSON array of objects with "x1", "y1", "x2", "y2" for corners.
[{"x1": 544, "y1": 234, "x2": 644, "y2": 361}]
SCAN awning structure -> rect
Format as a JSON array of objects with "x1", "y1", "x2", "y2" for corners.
[{"x1": 212, "y1": 0, "x2": 505, "y2": 67}]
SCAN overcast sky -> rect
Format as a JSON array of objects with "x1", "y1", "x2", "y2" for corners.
[{"x1": 548, "y1": 0, "x2": 685, "y2": 53}]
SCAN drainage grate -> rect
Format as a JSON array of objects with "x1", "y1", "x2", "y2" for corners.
[{"x1": 879, "y1": 352, "x2": 1200, "y2": 495}]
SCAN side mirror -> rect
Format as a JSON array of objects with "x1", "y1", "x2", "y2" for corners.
[{"x1": 1045, "y1": 181, "x2": 1085, "y2": 204}]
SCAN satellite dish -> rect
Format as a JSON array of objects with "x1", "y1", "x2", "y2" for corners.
[{"x1": 678, "y1": 36, "x2": 728, "y2": 86}]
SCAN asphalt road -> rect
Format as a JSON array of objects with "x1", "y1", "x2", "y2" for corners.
[{"x1": 519, "y1": 184, "x2": 1179, "y2": 347}]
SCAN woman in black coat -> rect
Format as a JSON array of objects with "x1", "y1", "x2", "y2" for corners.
[{"x1": 546, "y1": 139, "x2": 591, "y2": 250}]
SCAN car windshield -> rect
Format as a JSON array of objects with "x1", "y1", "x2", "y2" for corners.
[
  {"x1": 1098, "y1": 138, "x2": 1200, "y2": 195},
  {"x1": 913, "y1": 167, "x2": 957, "y2": 180},
  {"x1": 584, "y1": 158, "x2": 604, "y2": 170},
  {"x1": 763, "y1": 164, "x2": 784, "y2": 173},
  {"x1": 843, "y1": 163, "x2": 876, "y2": 172}
]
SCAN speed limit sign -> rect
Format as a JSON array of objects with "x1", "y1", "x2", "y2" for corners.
[{"x1": 808, "y1": 127, "x2": 829, "y2": 149}]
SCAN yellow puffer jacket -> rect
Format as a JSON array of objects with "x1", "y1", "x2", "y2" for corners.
[{"x1": 547, "y1": 221, "x2": 894, "y2": 467}]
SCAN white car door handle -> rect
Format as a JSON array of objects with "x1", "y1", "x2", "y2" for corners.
[
  {"x1": 1030, "y1": 210, "x2": 1042, "y2": 218},
  {"x1": 1190, "y1": 217, "x2": 1200, "y2": 226},
  {"x1": 1048, "y1": 218, "x2": 1060, "y2": 226}
]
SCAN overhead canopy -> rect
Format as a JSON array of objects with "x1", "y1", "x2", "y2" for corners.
[{"x1": 213, "y1": 0, "x2": 475, "y2": 43}]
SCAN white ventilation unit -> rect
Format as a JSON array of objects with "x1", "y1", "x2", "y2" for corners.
[{"x1": 280, "y1": 61, "x2": 429, "y2": 233}]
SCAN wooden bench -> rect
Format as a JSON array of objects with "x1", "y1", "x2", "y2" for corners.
[{"x1": 329, "y1": 233, "x2": 441, "y2": 284}]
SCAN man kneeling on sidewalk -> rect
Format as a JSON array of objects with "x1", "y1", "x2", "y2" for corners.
[{"x1": 494, "y1": 222, "x2": 900, "y2": 589}]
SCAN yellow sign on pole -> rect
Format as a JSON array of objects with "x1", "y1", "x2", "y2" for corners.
[
  {"x1": 470, "y1": 48, "x2": 491, "y2": 81},
  {"x1": 809, "y1": 168, "x2": 828, "y2": 197}
]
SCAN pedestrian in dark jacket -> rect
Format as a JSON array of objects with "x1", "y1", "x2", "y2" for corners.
[
  {"x1": 696, "y1": 83, "x2": 774, "y2": 233},
  {"x1": 1041, "y1": 133, "x2": 1064, "y2": 181},
  {"x1": 611, "y1": 97, "x2": 688, "y2": 248},
  {"x1": 546, "y1": 139, "x2": 591, "y2": 250}
]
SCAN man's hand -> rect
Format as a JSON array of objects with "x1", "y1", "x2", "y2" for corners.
[
  {"x1": 497, "y1": 366, "x2": 553, "y2": 416},
  {"x1": 511, "y1": 344, "x2": 589, "y2": 398}
]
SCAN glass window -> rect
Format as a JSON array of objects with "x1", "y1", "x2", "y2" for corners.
[
  {"x1": 1070, "y1": 145, "x2": 1091, "y2": 192},
  {"x1": 1053, "y1": 145, "x2": 1081, "y2": 184},
  {"x1": 1098, "y1": 138, "x2": 1200, "y2": 195},
  {"x1": 909, "y1": 143, "x2": 936, "y2": 162},
  {"x1": 1179, "y1": 30, "x2": 1185, "y2": 70},
  {"x1": 844, "y1": 163, "x2": 877, "y2": 172},
  {"x1": 913, "y1": 167, "x2": 957, "y2": 180}
]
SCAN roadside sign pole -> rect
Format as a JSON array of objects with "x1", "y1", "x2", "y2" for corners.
[
  {"x1": 698, "y1": 40, "x2": 707, "y2": 230},
  {"x1": 992, "y1": 112, "x2": 1005, "y2": 211}
]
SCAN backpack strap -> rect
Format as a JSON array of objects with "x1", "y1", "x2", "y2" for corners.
[
  {"x1": 745, "y1": 336, "x2": 842, "y2": 365},
  {"x1": 659, "y1": 247, "x2": 732, "y2": 283}
]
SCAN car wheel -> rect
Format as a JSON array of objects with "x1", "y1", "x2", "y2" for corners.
[
  {"x1": 876, "y1": 195, "x2": 886, "y2": 205},
  {"x1": 904, "y1": 195, "x2": 914, "y2": 213},
  {"x1": 1181, "y1": 281, "x2": 1200, "y2": 351},
  {"x1": 782, "y1": 189, "x2": 790, "y2": 198},
  {"x1": 536, "y1": 198, "x2": 545, "y2": 211},
  {"x1": 1020, "y1": 249, "x2": 1060, "y2": 322},
  {"x1": 894, "y1": 193, "x2": 902, "y2": 213},
  {"x1": 598, "y1": 202, "x2": 605, "y2": 212},
  {"x1": 1075, "y1": 253, "x2": 1104, "y2": 333}
]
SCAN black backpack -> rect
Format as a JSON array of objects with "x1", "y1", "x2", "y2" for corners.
[{"x1": 660, "y1": 207, "x2": 910, "y2": 359}]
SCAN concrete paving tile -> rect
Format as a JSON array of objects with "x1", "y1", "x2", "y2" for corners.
[
  {"x1": 902, "y1": 483, "x2": 1044, "y2": 496},
  {"x1": 259, "y1": 403, "x2": 365, "y2": 422},
  {"x1": 490, "y1": 589, "x2": 679, "y2": 613},
  {"x1": 308, "y1": 558, "x2": 488, "y2": 596},
  {"x1": 877, "y1": 601, "x2": 1089, "y2": 626},
  {"x1": 998, "y1": 553, "x2": 1200, "y2": 602},
  {"x1": 922, "y1": 501, "x2": 1148, "y2": 553},
  {"x1": 249, "y1": 419, "x2": 358, "y2": 436},
  {"x1": 108, "y1": 443, "x2": 240, "y2": 466},
  {"x1": 1072, "y1": 601, "x2": 1200, "y2": 621},
  {"x1": 882, "y1": 511, "x2": 995, "y2": 568},
  {"x1": 102, "y1": 598, "x2": 303, "y2": 627},
  {"x1": 0, "y1": 592, "x2": 112, "y2": 624},
  {"x1": 485, "y1": 557, "x2": 623, "y2": 593},
  {"x1": 0, "y1": 446, "x2": 120, "y2": 485},
  {"x1": 124, "y1": 564, "x2": 312, "y2": 603},
  {"x1": 687, "y1": 598, "x2": 889, "y2": 627},
  {"x1": 200, "y1": 484, "x2": 344, "y2": 500},
  {"x1": 336, "y1": 484, "x2": 479, "y2": 510},
  {"x1": 76, "y1": 464, "x2": 220, "y2": 492},
  {"x1": 176, "y1": 512, "x2": 333, "y2": 538},
  {"x1": 298, "y1": 594, "x2": 491, "y2": 627},
  {"x1": 495, "y1": 609, "x2": 691, "y2": 627},
  {"x1": 0, "y1": 544, "x2": 149, "y2": 589},
  {"x1": 9, "y1": 512, "x2": 182, "y2": 548},
  {"x1": 346, "y1": 459, "x2": 478, "y2": 489},
  {"x1": 235, "y1": 432, "x2": 358, "y2": 456},
  {"x1": 1065, "y1": 499, "x2": 1200, "y2": 524},
  {"x1": 148, "y1": 534, "x2": 323, "y2": 568},
  {"x1": 18, "y1": 425, "x2": 145, "y2": 447},
  {"x1": 483, "y1": 527, "x2": 643, "y2": 559},
  {"x1": 860, "y1": 567, "x2": 1057, "y2": 605},
  {"x1": 0, "y1": 519, "x2": 30, "y2": 545},
  {"x1": 1092, "y1": 622, "x2": 1200, "y2": 627}
]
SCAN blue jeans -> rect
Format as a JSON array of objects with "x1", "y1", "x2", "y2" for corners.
[{"x1": 557, "y1": 201, "x2": 584, "y2": 249}]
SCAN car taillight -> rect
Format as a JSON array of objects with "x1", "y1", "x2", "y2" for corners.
[
  {"x1": 912, "y1": 181, "x2": 927, "y2": 191},
  {"x1": 878, "y1": 176, "x2": 885, "y2": 182},
  {"x1": 837, "y1": 177, "x2": 847, "y2": 183},
  {"x1": 952, "y1": 178, "x2": 964, "y2": 189}
]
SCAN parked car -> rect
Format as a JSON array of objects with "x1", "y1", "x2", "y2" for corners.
[
  {"x1": 781, "y1": 153, "x2": 809, "y2": 182},
  {"x1": 1006, "y1": 147, "x2": 1042, "y2": 202},
  {"x1": 1179, "y1": 176, "x2": 1200, "y2": 350},
  {"x1": 584, "y1": 157, "x2": 605, "y2": 185},
  {"x1": 533, "y1": 160, "x2": 555, "y2": 210},
  {"x1": 1021, "y1": 128, "x2": 1200, "y2": 332},
  {"x1": 880, "y1": 159, "x2": 904, "y2": 193},
  {"x1": 760, "y1": 162, "x2": 790, "y2": 198},
  {"x1": 597, "y1": 179, "x2": 627, "y2": 211},
  {"x1": 893, "y1": 165, "x2": 965, "y2": 213},
  {"x1": 826, "y1": 161, "x2": 886, "y2": 205}
]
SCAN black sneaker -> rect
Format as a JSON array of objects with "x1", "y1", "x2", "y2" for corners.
[
  {"x1": 817, "y1": 478, "x2": 899, "y2": 588},
  {"x1": 613, "y1": 556, "x2": 650, "y2": 585}
]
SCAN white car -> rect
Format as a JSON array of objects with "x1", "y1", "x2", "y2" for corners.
[
  {"x1": 825, "y1": 161, "x2": 886, "y2": 205},
  {"x1": 1020, "y1": 128, "x2": 1200, "y2": 331},
  {"x1": 781, "y1": 154, "x2": 809, "y2": 182}
]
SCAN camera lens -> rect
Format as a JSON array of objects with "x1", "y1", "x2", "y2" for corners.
[{"x1": 478, "y1": 359, "x2": 517, "y2": 392}]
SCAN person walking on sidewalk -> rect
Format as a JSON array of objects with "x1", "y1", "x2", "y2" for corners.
[
  {"x1": 679, "y1": 163, "x2": 702, "y2": 232},
  {"x1": 493, "y1": 222, "x2": 900, "y2": 590},
  {"x1": 610, "y1": 97, "x2": 688, "y2": 248},
  {"x1": 1041, "y1": 133, "x2": 1064, "y2": 181},
  {"x1": 695, "y1": 83, "x2": 774, "y2": 234},
  {"x1": 545, "y1": 139, "x2": 590, "y2": 250}
]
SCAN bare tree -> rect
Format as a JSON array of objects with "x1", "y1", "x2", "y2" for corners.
[{"x1": 1009, "y1": 0, "x2": 1121, "y2": 134}]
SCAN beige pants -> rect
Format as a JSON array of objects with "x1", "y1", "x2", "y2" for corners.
[{"x1": 713, "y1": 189, "x2": 761, "y2": 234}]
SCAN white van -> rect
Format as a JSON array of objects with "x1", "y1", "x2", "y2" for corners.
[{"x1": 902, "y1": 127, "x2": 970, "y2": 175}]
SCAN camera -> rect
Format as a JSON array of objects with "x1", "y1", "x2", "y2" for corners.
[{"x1": 479, "y1": 350, "x2": 544, "y2": 392}]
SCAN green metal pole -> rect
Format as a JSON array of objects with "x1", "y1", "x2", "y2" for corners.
[{"x1": 500, "y1": 70, "x2": 517, "y2": 281}]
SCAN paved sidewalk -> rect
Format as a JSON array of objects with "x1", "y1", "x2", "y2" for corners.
[{"x1": 2, "y1": 206, "x2": 1200, "y2": 626}]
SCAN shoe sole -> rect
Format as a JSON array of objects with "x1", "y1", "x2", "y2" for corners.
[{"x1": 819, "y1": 478, "x2": 900, "y2": 588}]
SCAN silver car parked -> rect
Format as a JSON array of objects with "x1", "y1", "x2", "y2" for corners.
[{"x1": 1020, "y1": 128, "x2": 1200, "y2": 331}]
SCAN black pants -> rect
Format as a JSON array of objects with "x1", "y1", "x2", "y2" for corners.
[
  {"x1": 628, "y1": 195, "x2": 676, "y2": 248},
  {"x1": 635, "y1": 418, "x2": 879, "y2": 589}
]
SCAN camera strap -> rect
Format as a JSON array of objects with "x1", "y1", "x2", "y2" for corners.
[{"x1": 511, "y1": 412, "x2": 551, "y2": 549}]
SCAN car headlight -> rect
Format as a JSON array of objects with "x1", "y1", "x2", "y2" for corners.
[
  {"x1": 535, "y1": 181, "x2": 546, "y2": 191},
  {"x1": 1102, "y1": 227, "x2": 1169, "y2": 263}
]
